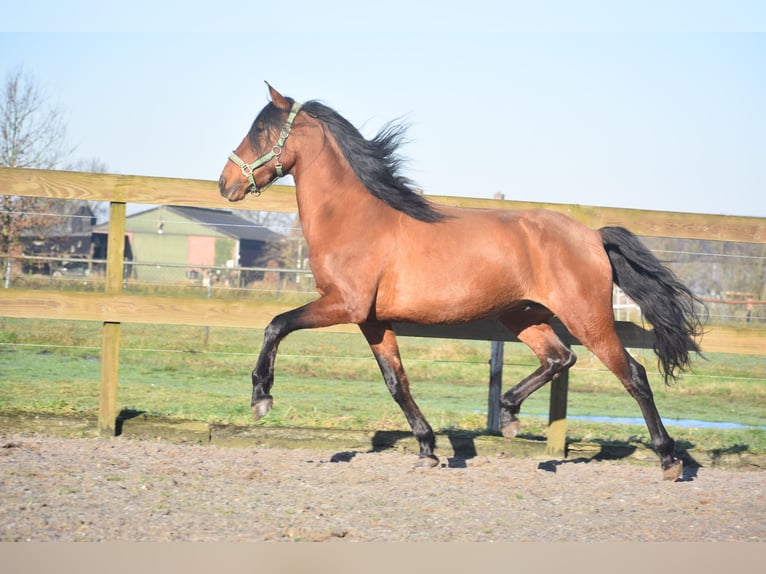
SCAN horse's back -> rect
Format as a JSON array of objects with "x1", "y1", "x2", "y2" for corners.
[
  {"x1": 374, "y1": 206, "x2": 611, "y2": 323},
  {"x1": 433, "y1": 206, "x2": 606, "y2": 266}
]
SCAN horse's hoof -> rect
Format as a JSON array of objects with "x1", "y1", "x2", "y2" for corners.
[
  {"x1": 252, "y1": 396, "x2": 273, "y2": 420},
  {"x1": 501, "y1": 419, "x2": 521, "y2": 440},
  {"x1": 662, "y1": 460, "x2": 683, "y2": 481},
  {"x1": 414, "y1": 455, "x2": 440, "y2": 468}
]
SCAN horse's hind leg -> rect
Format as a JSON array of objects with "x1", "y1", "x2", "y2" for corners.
[
  {"x1": 562, "y1": 316, "x2": 683, "y2": 481},
  {"x1": 497, "y1": 310, "x2": 577, "y2": 440},
  {"x1": 359, "y1": 321, "x2": 439, "y2": 467},
  {"x1": 603, "y1": 346, "x2": 682, "y2": 480},
  {"x1": 623, "y1": 353, "x2": 683, "y2": 480}
]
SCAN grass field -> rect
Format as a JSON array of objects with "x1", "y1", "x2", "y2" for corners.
[{"x1": 1, "y1": 317, "x2": 764, "y2": 453}]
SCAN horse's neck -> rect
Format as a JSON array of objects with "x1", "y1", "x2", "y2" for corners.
[{"x1": 292, "y1": 137, "x2": 387, "y2": 245}]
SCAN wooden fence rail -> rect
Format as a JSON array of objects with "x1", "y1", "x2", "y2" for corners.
[{"x1": 2, "y1": 167, "x2": 765, "y2": 457}]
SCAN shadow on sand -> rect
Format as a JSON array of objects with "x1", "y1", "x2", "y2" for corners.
[{"x1": 325, "y1": 429, "x2": 708, "y2": 478}]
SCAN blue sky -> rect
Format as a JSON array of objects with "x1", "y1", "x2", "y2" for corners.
[{"x1": 2, "y1": 2, "x2": 765, "y2": 217}]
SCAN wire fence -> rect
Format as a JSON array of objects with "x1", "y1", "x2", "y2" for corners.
[{"x1": 2, "y1": 253, "x2": 317, "y2": 302}]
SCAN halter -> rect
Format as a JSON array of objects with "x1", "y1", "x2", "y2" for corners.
[{"x1": 228, "y1": 101, "x2": 302, "y2": 196}]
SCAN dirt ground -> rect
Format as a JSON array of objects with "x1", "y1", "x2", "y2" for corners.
[{"x1": 1, "y1": 432, "x2": 764, "y2": 542}]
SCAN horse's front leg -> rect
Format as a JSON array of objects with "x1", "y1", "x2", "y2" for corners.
[
  {"x1": 251, "y1": 320, "x2": 281, "y2": 419},
  {"x1": 359, "y1": 321, "x2": 439, "y2": 468},
  {"x1": 251, "y1": 296, "x2": 352, "y2": 420}
]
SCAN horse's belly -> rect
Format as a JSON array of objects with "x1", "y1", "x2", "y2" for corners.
[{"x1": 375, "y1": 266, "x2": 529, "y2": 324}]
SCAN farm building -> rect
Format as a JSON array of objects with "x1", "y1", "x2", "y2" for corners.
[
  {"x1": 20, "y1": 203, "x2": 96, "y2": 255},
  {"x1": 18, "y1": 202, "x2": 110, "y2": 276},
  {"x1": 92, "y1": 205, "x2": 283, "y2": 283}
]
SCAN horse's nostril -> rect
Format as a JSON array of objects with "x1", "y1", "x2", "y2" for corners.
[{"x1": 218, "y1": 175, "x2": 233, "y2": 199}]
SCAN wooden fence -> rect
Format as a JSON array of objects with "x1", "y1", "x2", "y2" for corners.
[{"x1": 1, "y1": 167, "x2": 765, "y2": 457}]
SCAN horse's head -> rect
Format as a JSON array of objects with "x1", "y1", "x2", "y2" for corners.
[{"x1": 218, "y1": 83, "x2": 302, "y2": 202}]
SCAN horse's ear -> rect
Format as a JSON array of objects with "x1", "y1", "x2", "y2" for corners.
[{"x1": 265, "y1": 81, "x2": 291, "y2": 110}]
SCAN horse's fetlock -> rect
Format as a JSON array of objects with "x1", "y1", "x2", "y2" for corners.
[
  {"x1": 499, "y1": 395, "x2": 520, "y2": 415},
  {"x1": 653, "y1": 435, "x2": 675, "y2": 455}
]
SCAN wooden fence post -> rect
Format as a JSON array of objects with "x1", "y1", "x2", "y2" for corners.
[
  {"x1": 545, "y1": 370, "x2": 569, "y2": 457},
  {"x1": 98, "y1": 202, "x2": 126, "y2": 436},
  {"x1": 487, "y1": 341, "x2": 503, "y2": 433}
]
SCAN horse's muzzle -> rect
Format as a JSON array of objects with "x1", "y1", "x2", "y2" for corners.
[{"x1": 218, "y1": 176, "x2": 249, "y2": 202}]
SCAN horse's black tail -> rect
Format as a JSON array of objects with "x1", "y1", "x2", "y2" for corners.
[{"x1": 600, "y1": 226, "x2": 706, "y2": 384}]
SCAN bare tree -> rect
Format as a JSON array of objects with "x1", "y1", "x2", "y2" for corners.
[
  {"x1": 1, "y1": 70, "x2": 108, "y2": 236},
  {"x1": 1, "y1": 66, "x2": 72, "y2": 169},
  {"x1": 1, "y1": 67, "x2": 75, "y2": 271}
]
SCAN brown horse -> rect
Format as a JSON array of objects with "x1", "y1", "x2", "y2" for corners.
[{"x1": 218, "y1": 83, "x2": 705, "y2": 480}]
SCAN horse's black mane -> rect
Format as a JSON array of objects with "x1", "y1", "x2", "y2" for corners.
[{"x1": 251, "y1": 98, "x2": 445, "y2": 223}]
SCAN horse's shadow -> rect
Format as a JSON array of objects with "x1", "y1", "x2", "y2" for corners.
[
  {"x1": 337, "y1": 429, "x2": 704, "y2": 478},
  {"x1": 115, "y1": 408, "x2": 146, "y2": 436},
  {"x1": 535, "y1": 455, "x2": 700, "y2": 482}
]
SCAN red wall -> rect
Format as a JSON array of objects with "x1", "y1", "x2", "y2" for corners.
[{"x1": 187, "y1": 236, "x2": 216, "y2": 266}]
